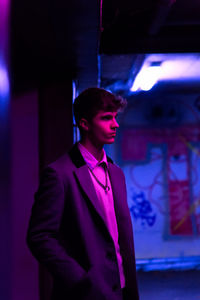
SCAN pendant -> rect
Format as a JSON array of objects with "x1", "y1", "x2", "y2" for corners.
[{"x1": 105, "y1": 186, "x2": 110, "y2": 192}]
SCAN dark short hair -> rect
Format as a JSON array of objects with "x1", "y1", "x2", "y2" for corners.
[{"x1": 73, "y1": 87, "x2": 127, "y2": 126}]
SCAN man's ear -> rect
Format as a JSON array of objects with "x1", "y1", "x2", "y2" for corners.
[{"x1": 79, "y1": 118, "x2": 90, "y2": 132}]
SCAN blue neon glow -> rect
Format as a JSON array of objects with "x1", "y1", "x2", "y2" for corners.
[
  {"x1": 0, "y1": 65, "x2": 9, "y2": 97},
  {"x1": 136, "y1": 256, "x2": 200, "y2": 271},
  {"x1": 130, "y1": 65, "x2": 162, "y2": 92}
]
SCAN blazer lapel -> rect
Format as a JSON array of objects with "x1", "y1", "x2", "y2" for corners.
[
  {"x1": 75, "y1": 166, "x2": 109, "y2": 224},
  {"x1": 69, "y1": 144, "x2": 108, "y2": 227}
]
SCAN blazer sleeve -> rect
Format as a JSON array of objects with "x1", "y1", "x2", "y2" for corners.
[{"x1": 26, "y1": 167, "x2": 87, "y2": 289}]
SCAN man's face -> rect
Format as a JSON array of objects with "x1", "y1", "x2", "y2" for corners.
[{"x1": 87, "y1": 110, "x2": 119, "y2": 147}]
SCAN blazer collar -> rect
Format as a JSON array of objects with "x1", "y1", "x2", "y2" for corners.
[
  {"x1": 69, "y1": 143, "x2": 86, "y2": 168},
  {"x1": 69, "y1": 143, "x2": 113, "y2": 168}
]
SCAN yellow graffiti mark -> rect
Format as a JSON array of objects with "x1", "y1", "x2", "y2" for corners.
[
  {"x1": 178, "y1": 135, "x2": 200, "y2": 156},
  {"x1": 173, "y1": 198, "x2": 200, "y2": 231}
]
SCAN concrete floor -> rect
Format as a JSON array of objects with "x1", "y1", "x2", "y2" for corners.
[{"x1": 137, "y1": 270, "x2": 200, "y2": 300}]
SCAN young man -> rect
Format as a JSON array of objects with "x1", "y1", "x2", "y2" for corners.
[{"x1": 27, "y1": 87, "x2": 139, "y2": 300}]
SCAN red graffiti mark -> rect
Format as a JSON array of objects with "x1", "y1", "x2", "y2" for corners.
[{"x1": 169, "y1": 181, "x2": 192, "y2": 235}]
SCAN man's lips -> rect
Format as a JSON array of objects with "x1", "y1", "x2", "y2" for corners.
[{"x1": 109, "y1": 133, "x2": 116, "y2": 137}]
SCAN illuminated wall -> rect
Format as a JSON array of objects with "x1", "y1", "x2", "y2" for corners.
[{"x1": 107, "y1": 92, "x2": 200, "y2": 269}]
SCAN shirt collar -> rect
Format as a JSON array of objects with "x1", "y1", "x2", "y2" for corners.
[{"x1": 78, "y1": 142, "x2": 108, "y2": 170}]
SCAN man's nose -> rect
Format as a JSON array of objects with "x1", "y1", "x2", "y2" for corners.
[{"x1": 112, "y1": 118, "x2": 119, "y2": 128}]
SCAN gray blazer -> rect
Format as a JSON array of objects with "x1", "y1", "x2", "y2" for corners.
[{"x1": 27, "y1": 144, "x2": 139, "y2": 300}]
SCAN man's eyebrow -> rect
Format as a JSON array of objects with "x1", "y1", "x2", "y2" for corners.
[
  {"x1": 102, "y1": 112, "x2": 116, "y2": 115},
  {"x1": 100, "y1": 112, "x2": 112, "y2": 116}
]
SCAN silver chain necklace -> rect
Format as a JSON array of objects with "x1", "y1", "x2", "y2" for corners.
[{"x1": 89, "y1": 165, "x2": 110, "y2": 193}]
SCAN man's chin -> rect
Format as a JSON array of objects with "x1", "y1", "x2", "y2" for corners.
[{"x1": 105, "y1": 138, "x2": 115, "y2": 144}]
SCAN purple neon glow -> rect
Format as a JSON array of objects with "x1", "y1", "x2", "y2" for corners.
[
  {"x1": 0, "y1": 0, "x2": 10, "y2": 43},
  {"x1": 0, "y1": 0, "x2": 10, "y2": 98}
]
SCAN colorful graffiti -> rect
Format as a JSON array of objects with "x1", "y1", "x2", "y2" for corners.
[
  {"x1": 129, "y1": 190, "x2": 156, "y2": 228},
  {"x1": 121, "y1": 103, "x2": 200, "y2": 235},
  {"x1": 121, "y1": 124, "x2": 200, "y2": 236}
]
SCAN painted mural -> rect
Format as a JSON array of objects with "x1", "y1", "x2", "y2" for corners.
[{"x1": 112, "y1": 94, "x2": 200, "y2": 263}]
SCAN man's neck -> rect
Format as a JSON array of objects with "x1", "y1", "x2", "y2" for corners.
[{"x1": 80, "y1": 139, "x2": 104, "y2": 162}]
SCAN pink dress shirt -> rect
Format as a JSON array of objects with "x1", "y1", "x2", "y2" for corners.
[{"x1": 78, "y1": 143, "x2": 125, "y2": 288}]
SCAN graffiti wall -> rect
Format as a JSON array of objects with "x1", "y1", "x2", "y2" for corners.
[{"x1": 108, "y1": 93, "x2": 200, "y2": 266}]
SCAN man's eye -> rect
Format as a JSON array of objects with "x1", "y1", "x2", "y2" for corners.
[{"x1": 102, "y1": 116, "x2": 111, "y2": 120}]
